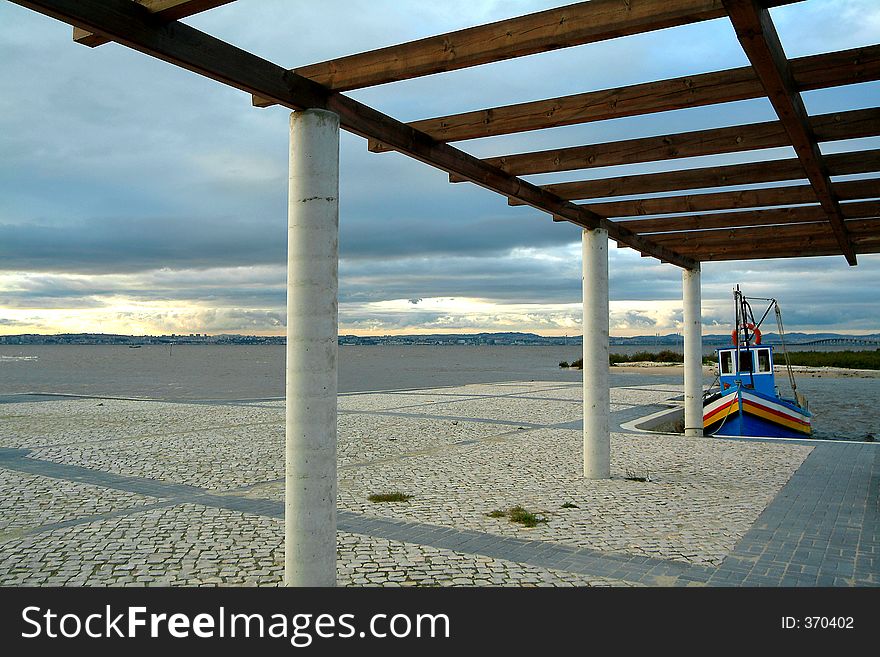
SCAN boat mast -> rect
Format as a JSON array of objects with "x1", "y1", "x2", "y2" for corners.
[
  {"x1": 733, "y1": 286, "x2": 757, "y2": 387},
  {"x1": 734, "y1": 286, "x2": 742, "y2": 387}
]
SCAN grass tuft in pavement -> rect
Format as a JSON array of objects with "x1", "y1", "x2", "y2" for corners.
[
  {"x1": 487, "y1": 506, "x2": 548, "y2": 528},
  {"x1": 368, "y1": 492, "x2": 413, "y2": 503}
]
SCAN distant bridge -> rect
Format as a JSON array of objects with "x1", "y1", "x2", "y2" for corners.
[{"x1": 792, "y1": 337, "x2": 880, "y2": 347}]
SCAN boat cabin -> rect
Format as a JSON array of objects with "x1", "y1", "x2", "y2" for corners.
[{"x1": 717, "y1": 345, "x2": 776, "y2": 397}]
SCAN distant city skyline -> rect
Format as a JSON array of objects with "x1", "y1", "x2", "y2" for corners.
[
  {"x1": 3, "y1": 329, "x2": 878, "y2": 342},
  {"x1": 2, "y1": 1, "x2": 879, "y2": 338}
]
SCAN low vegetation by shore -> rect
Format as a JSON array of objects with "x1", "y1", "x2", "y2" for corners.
[
  {"x1": 560, "y1": 350, "x2": 713, "y2": 369},
  {"x1": 785, "y1": 350, "x2": 880, "y2": 370},
  {"x1": 559, "y1": 349, "x2": 880, "y2": 370}
]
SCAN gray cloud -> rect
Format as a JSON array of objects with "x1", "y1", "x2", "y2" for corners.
[
  {"x1": 613, "y1": 311, "x2": 658, "y2": 330},
  {"x1": 2, "y1": 0, "x2": 879, "y2": 335}
]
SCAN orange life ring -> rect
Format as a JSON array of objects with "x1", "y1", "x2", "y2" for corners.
[{"x1": 733, "y1": 323, "x2": 762, "y2": 345}]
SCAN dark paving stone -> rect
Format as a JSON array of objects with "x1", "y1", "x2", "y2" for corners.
[{"x1": 713, "y1": 441, "x2": 880, "y2": 586}]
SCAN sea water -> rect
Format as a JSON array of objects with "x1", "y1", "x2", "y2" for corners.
[{"x1": 0, "y1": 345, "x2": 876, "y2": 441}]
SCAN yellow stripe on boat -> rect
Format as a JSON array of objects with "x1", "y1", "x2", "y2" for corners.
[
  {"x1": 703, "y1": 400, "x2": 737, "y2": 428},
  {"x1": 741, "y1": 399, "x2": 811, "y2": 434}
]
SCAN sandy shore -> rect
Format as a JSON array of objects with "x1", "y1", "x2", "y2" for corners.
[{"x1": 610, "y1": 363, "x2": 712, "y2": 377}]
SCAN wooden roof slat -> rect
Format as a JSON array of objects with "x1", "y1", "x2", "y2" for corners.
[
  {"x1": 724, "y1": 0, "x2": 857, "y2": 264},
  {"x1": 253, "y1": 1, "x2": 804, "y2": 106},
  {"x1": 645, "y1": 217, "x2": 880, "y2": 246},
  {"x1": 73, "y1": 0, "x2": 234, "y2": 47},
  {"x1": 648, "y1": 241, "x2": 843, "y2": 259},
  {"x1": 675, "y1": 245, "x2": 877, "y2": 261},
  {"x1": 449, "y1": 107, "x2": 879, "y2": 180},
  {"x1": 533, "y1": 158, "x2": 808, "y2": 202},
  {"x1": 650, "y1": 226, "x2": 880, "y2": 262},
  {"x1": 662, "y1": 235, "x2": 840, "y2": 252},
  {"x1": 369, "y1": 44, "x2": 880, "y2": 151},
  {"x1": 509, "y1": 149, "x2": 880, "y2": 203},
  {"x1": 672, "y1": 234, "x2": 880, "y2": 260},
  {"x1": 252, "y1": 0, "x2": 790, "y2": 106},
  {"x1": 15, "y1": 0, "x2": 697, "y2": 269},
  {"x1": 578, "y1": 178, "x2": 878, "y2": 217},
  {"x1": 616, "y1": 200, "x2": 880, "y2": 233}
]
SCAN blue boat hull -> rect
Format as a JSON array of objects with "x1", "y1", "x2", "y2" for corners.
[
  {"x1": 704, "y1": 387, "x2": 812, "y2": 439},
  {"x1": 710, "y1": 409, "x2": 808, "y2": 439}
]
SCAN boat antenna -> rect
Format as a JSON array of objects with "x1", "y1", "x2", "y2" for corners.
[
  {"x1": 742, "y1": 293, "x2": 802, "y2": 404},
  {"x1": 733, "y1": 286, "x2": 742, "y2": 386},
  {"x1": 774, "y1": 301, "x2": 798, "y2": 398}
]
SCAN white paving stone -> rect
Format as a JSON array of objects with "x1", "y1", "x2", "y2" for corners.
[
  {"x1": 0, "y1": 504, "x2": 634, "y2": 587},
  {"x1": 0, "y1": 380, "x2": 814, "y2": 583},
  {"x1": 0, "y1": 469, "x2": 159, "y2": 535}
]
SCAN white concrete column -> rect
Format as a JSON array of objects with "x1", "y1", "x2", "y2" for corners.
[
  {"x1": 682, "y1": 265, "x2": 704, "y2": 438},
  {"x1": 582, "y1": 228, "x2": 610, "y2": 479},
  {"x1": 285, "y1": 109, "x2": 339, "y2": 586}
]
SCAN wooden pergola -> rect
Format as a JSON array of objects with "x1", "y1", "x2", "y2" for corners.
[
  {"x1": 16, "y1": 0, "x2": 880, "y2": 266},
  {"x1": 11, "y1": 0, "x2": 879, "y2": 585}
]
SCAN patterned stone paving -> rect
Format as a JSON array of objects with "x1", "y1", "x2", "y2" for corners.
[{"x1": 0, "y1": 382, "x2": 876, "y2": 587}]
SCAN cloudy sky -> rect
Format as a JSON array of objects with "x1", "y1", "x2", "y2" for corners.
[{"x1": 1, "y1": 0, "x2": 878, "y2": 336}]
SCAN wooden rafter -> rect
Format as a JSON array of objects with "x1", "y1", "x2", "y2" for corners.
[
  {"x1": 578, "y1": 178, "x2": 878, "y2": 217},
  {"x1": 369, "y1": 44, "x2": 880, "y2": 151},
  {"x1": 637, "y1": 226, "x2": 880, "y2": 260},
  {"x1": 724, "y1": 0, "x2": 857, "y2": 264},
  {"x1": 683, "y1": 232, "x2": 880, "y2": 252},
  {"x1": 13, "y1": 0, "x2": 697, "y2": 269},
  {"x1": 617, "y1": 200, "x2": 880, "y2": 234},
  {"x1": 449, "y1": 107, "x2": 879, "y2": 181},
  {"x1": 672, "y1": 244, "x2": 880, "y2": 262},
  {"x1": 252, "y1": 0, "x2": 798, "y2": 106},
  {"x1": 510, "y1": 149, "x2": 880, "y2": 202},
  {"x1": 671, "y1": 235, "x2": 880, "y2": 259},
  {"x1": 645, "y1": 218, "x2": 880, "y2": 246},
  {"x1": 73, "y1": 0, "x2": 234, "y2": 47}
]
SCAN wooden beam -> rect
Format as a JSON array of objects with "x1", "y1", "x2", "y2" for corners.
[
  {"x1": 647, "y1": 217, "x2": 880, "y2": 246},
  {"x1": 724, "y1": 0, "x2": 857, "y2": 264},
  {"x1": 252, "y1": 0, "x2": 772, "y2": 106},
  {"x1": 513, "y1": 149, "x2": 880, "y2": 202},
  {"x1": 535, "y1": 158, "x2": 808, "y2": 202},
  {"x1": 73, "y1": 0, "x2": 234, "y2": 47},
  {"x1": 369, "y1": 44, "x2": 880, "y2": 151},
  {"x1": 579, "y1": 178, "x2": 878, "y2": 217},
  {"x1": 698, "y1": 246, "x2": 880, "y2": 261},
  {"x1": 14, "y1": 0, "x2": 697, "y2": 269},
  {"x1": 685, "y1": 245, "x2": 841, "y2": 260},
  {"x1": 617, "y1": 200, "x2": 880, "y2": 233},
  {"x1": 449, "y1": 107, "x2": 879, "y2": 180},
  {"x1": 653, "y1": 221, "x2": 880, "y2": 261},
  {"x1": 587, "y1": 184, "x2": 813, "y2": 217},
  {"x1": 676, "y1": 236, "x2": 880, "y2": 261}
]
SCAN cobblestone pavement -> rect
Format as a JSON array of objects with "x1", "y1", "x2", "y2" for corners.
[{"x1": 0, "y1": 382, "x2": 876, "y2": 586}]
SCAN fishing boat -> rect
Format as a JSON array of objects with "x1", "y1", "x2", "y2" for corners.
[{"x1": 703, "y1": 286, "x2": 812, "y2": 438}]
